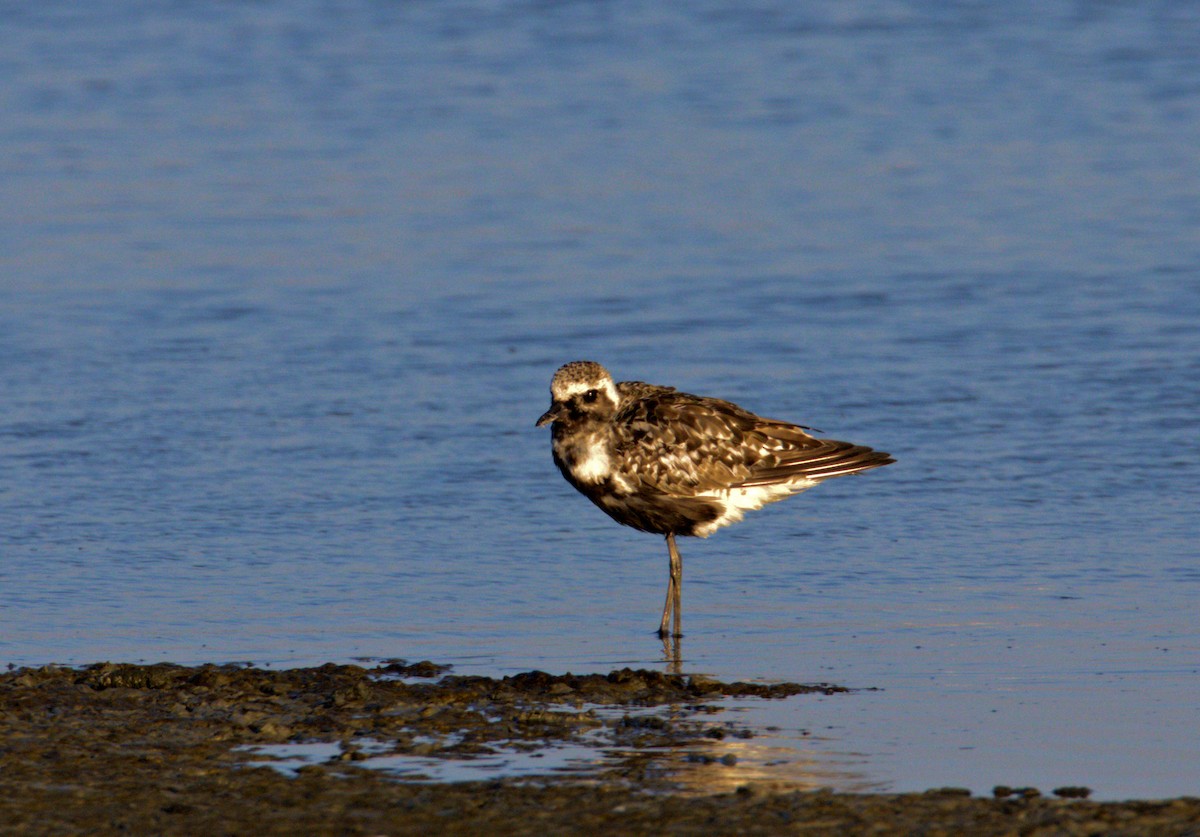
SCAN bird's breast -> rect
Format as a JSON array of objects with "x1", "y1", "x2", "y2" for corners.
[{"x1": 553, "y1": 431, "x2": 619, "y2": 487}]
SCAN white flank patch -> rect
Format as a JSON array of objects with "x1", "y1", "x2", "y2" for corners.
[
  {"x1": 571, "y1": 438, "x2": 612, "y2": 483},
  {"x1": 693, "y1": 481, "x2": 813, "y2": 537}
]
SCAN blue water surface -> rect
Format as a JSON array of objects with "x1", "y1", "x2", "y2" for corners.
[{"x1": 2, "y1": 1, "x2": 1198, "y2": 799}]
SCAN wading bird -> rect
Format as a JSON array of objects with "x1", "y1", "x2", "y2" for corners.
[{"x1": 536, "y1": 361, "x2": 893, "y2": 638}]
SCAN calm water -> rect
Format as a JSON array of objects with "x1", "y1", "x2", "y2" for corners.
[{"x1": 3, "y1": 1, "x2": 1199, "y2": 800}]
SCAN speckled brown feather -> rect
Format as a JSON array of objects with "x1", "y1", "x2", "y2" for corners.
[
  {"x1": 539, "y1": 362, "x2": 893, "y2": 540},
  {"x1": 610, "y1": 388, "x2": 892, "y2": 498}
]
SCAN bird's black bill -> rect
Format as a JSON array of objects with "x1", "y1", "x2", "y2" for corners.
[{"x1": 536, "y1": 403, "x2": 565, "y2": 427}]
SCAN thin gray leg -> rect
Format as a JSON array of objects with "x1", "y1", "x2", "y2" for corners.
[
  {"x1": 658, "y1": 538, "x2": 675, "y2": 638},
  {"x1": 670, "y1": 534, "x2": 682, "y2": 638},
  {"x1": 657, "y1": 533, "x2": 683, "y2": 639}
]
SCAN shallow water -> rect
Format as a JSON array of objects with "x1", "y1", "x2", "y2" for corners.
[{"x1": 4, "y1": 1, "x2": 1200, "y2": 800}]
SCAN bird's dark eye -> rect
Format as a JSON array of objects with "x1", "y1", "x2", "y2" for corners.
[{"x1": 583, "y1": 389, "x2": 599, "y2": 403}]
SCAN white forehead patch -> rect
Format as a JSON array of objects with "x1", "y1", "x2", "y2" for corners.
[
  {"x1": 554, "y1": 376, "x2": 619, "y2": 403},
  {"x1": 549, "y1": 361, "x2": 614, "y2": 401}
]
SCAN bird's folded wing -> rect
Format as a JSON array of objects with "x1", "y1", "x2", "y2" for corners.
[
  {"x1": 736, "y1": 439, "x2": 893, "y2": 486},
  {"x1": 612, "y1": 392, "x2": 840, "y2": 494}
]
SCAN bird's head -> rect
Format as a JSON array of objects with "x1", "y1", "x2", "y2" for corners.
[{"x1": 536, "y1": 361, "x2": 620, "y2": 430}]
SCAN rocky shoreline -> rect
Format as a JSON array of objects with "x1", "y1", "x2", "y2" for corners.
[{"x1": 2, "y1": 661, "x2": 1196, "y2": 835}]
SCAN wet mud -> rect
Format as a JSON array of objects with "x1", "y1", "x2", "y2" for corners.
[{"x1": 1, "y1": 661, "x2": 1197, "y2": 835}]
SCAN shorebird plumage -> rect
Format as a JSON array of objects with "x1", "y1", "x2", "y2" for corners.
[{"x1": 536, "y1": 361, "x2": 894, "y2": 638}]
